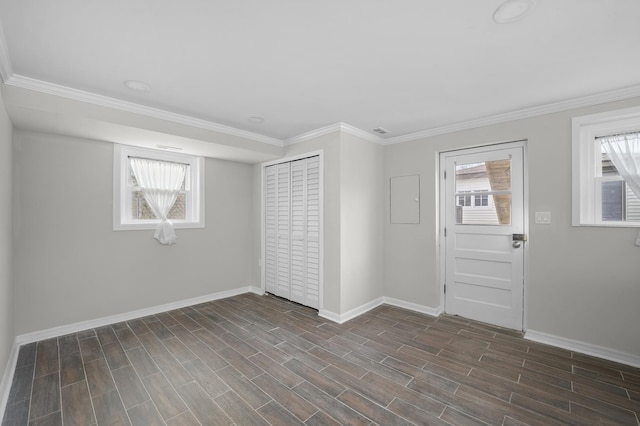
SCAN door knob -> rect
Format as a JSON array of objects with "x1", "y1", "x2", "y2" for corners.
[{"x1": 512, "y1": 241, "x2": 522, "y2": 248}]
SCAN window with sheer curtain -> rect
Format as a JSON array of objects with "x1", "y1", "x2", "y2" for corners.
[
  {"x1": 113, "y1": 145, "x2": 204, "y2": 240},
  {"x1": 572, "y1": 107, "x2": 640, "y2": 227}
]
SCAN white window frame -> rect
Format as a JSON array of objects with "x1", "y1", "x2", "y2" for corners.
[
  {"x1": 113, "y1": 144, "x2": 205, "y2": 230},
  {"x1": 572, "y1": 105, "x2": 640, "y2": 227}
]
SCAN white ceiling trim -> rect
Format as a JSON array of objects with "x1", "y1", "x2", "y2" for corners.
[
  {"x1": 340, "y1": 123, "x2": 385, "y2": 144},
  {"x1": 4, "y1": 74, "x2": 640, "y2": 150},
  {"x1": 5, "y1": 74, "x2": 284, "y2": 147},
  {"x1": 284, "y1": 122, "x2": 384, "y2": 146},
  {"x1": 0, "y1": 23, "x2": 12, "y2": 83},
  {"x1": 382, "y1": 84, "x2": 640, "y2": 145}
]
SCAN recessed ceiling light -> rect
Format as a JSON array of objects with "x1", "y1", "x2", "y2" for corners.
[
  {"x1": 124, "y1": 80, "x2": 151, "y2": 92},
  {"x1": 248, "y1": 116, "x2": 264, "y2": 124},
  {"x1": 493, "y1": 0, "x2": 536, "y2": 24}
]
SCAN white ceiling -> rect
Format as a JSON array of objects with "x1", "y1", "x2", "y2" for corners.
[{"x1": 1, "y1": 0, "x2": 639, "y2": 145}]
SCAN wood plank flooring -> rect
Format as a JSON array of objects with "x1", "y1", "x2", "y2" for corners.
[{"x1": 2, "y1": 293, "x2": 639, "y2": 425}]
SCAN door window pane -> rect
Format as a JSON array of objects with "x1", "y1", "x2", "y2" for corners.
[{"x1": 455, "y1": 159, "x2": 511, "y2": 225}]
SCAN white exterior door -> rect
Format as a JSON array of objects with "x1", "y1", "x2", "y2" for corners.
[
  {"x1": 442, "y1": 143, "x2": 525, "y2": 330},
  {"x1": 264, "y1": 155, "x2": 321, "y2": 309}
]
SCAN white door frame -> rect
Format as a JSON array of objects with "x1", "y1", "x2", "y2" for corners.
[
  {"x1": 438, "y1": 140, "x2": 529, "y2": 330},
  {"x1": 261, "y1": 150, "x2": 324, "y2": 311}
]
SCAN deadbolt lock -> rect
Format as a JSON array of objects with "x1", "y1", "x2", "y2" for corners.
[{"x1": 512, "y1": 233, "x2": 527, "y2": 241}]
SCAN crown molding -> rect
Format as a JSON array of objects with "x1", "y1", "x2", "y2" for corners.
[
  {"x1": 0, "y1": 23, "x2": 12, "y2": 82},
  {"x1": 383, "y1": 84, "x2": 640, "y2": 145},
  {"x1": 5, "y1": 73, "x2": 640, "y2": 149},
  {"x1": 339, "y1": 122, "x2": 385, "y2": 144},
  {"x1": 284, "y1": 122, "x2": 384, "y2": 146},
  {"x1": 5, "y1": 74, "x2": 284, "y2": 147},
  {"x1": 283, "y1": 122, "x2": 342, "y2": 145}
]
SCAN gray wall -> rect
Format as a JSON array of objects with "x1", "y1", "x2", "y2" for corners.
[
  {"x1": 13, "y1": 131, "x2": 255, "y2": 335},
  {"x1": 339, "y1": 132, "x2": 384, "y2": 312},
  {"x1": 384, "y1": 97, "x2": 640, "y2": 356},
  {"x1": 0, "y1": 88, "x2": 13, "y2": 378}
]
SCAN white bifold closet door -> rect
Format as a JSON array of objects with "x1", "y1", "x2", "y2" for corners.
[{"x1": 264, "y1": 156, "x2": 320, "y2": 309}]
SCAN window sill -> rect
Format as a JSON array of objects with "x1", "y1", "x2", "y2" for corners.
[{"x1": 573, "y1": 222, "x2": 640, "y2": 228}]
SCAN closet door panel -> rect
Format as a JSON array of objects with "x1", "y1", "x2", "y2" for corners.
[
  {"x1": 276, "y1": 163, "x2": 291, "y2": 299},
  {"x1": 290, "y1": 159, "x2": 307, "y2": 305},
  {"x1": 305, "y1": 157, "x2": 320, "y2": 309},
  {"x1": 264, "y1": 165, "x2": 278, "y2": 294}
]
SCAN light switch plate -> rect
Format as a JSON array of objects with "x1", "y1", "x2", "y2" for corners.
[{"x1": 535, "y1": 211, "x2": 551, "y2": 224}]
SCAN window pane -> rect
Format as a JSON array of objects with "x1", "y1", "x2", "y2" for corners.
[
  {"x1": 601, "y1": 181, "x2": 640, "y2": 222},
  {"x1": 129, "y1": 158, "x2": 188, "y2": 221},
  {"x1": 600, "y1": 150, "x2": 620, "y2": 177},
  {"x1": 130, "y1": 164, "x2": 188, "y2": 190},
  {"x1": 132, "y1": 192, "x2": 186, "y2": 220},
  {"x1": 626, "y1": 186, "x2": 640, "y2": 222},
  {"x1": 456, "y1": 194, "x2": 511, "y2": 225},
  {"x1": 168, "y1": 193, "x2": 186, "y2": 220},
  {"x1": 602, "y1": 181, "x2": 624, "y2": 221}
]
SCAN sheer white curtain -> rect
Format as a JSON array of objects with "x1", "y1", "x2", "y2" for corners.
[
  {"x1": 601, "y1": 132, "x2": 640, "y2": 199},
  {"x1": 130, "y1": 157, "x2": 187, "y2": 245},
  {"x1": 601, "y1": 132, "x2": 640, "y2": 246}
]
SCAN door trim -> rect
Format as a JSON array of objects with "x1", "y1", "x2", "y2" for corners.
[
  {"x1": 438, "y1": 140, "x2": 529, "y2": 331},
  {"x1": 260, "y1": 150, "x2": 325, "y2": 311}
]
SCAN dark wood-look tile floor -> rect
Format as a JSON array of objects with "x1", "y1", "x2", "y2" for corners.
[{"x1": 3, "y1": 293, "x2": 640, "y2": 425}]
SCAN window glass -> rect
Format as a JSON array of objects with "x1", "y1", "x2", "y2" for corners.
[
  {"x1": 132, "y1": 191, "x2": 187, "y2": 220},
  {"x1": 596, "y1": 136, "x2": 640, "y2": 223},
  {"x1": 114, "y1": 145, "x2": 204, "y2": 230},
  {"x1": 129, "y1": 165, "x2": 188, "y2": 220},
  {"x1": 455, "y1": 160, "x2": 511, "y2": 225}
]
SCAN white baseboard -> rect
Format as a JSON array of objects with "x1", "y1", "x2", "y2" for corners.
[
  {"x1": 382, "y1": 297, "x2": 442, "y2": 317},
  {"x1": 0, "y1": 338, "x2": 20, "y2": 422},
  {"x1": 319, "y1": 297, "x2": 384, "y2": 324},
  {"x1": 525, "y1": 330, "x2": 640, "y2": 369},
  {"x1": 247, "y1": 286, "x2": 264, "y2": 296},
  {"x1": 1, "y1": 285, "x2": 262, "y2": 418},
  {"x1": 319, "y1": 297, "x2": 441, "y2": 324},
  {"x1": 15, "y1": 286, "x2": 258, "y2": 346}
]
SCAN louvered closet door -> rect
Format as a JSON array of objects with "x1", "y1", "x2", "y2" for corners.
[
  {"x1": 290, "y1": 159, "x2": 307, "y2": 305},
  {"x1": 304, "y1": 157, "x2": 320, "y2": 309},
  {"x1": 264, "y1": 156, "x2": 320, "y2": 310},
  {"x1": 276, "y1": 163, "x2": 291, "y2": 299},
  {"x1": 264, "y1": 163, "x2": 290, "y2": 298},
  {"x1": 264, "y1": 165, "x2": 278, "y2": 295}
]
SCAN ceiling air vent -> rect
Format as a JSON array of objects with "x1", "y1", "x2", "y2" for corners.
[{"x1": 372, "y1": 127, "x2": 390, "y2": 135}]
